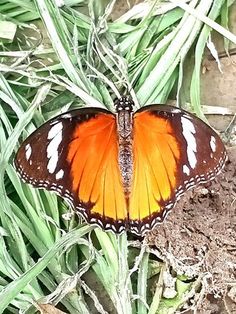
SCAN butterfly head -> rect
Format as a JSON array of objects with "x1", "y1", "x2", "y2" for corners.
[{"x1": 115, "y1": 96, "x2": 134, "y2": 113}]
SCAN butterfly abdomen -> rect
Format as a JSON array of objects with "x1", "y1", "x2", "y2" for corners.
[{"x1": 115, "y1": 97, "x2": 134, "y2": 197}]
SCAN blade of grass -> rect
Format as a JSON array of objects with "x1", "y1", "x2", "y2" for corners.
[
  {"x1": 171, "y1": 0, "x2": 236, "y2": 44},
  {"x1": 220, "y1": 0, "x2": 230, "y2": 55},
  {"x1": 136, "y1": 0, "x2": 202, "y2": 103},
  {"x1": 34, "y1": 0, "x2": 88, "y2": 90},
  {"x1": 137, "y1": 252, "x2": 149, "y2": 314},
  {"x1": 117, "y1": 233, "x2": 133, "y2": 314},
  {"x1": 190, "y1": 0, "x2": 227, "y2": 119},
  {"x1": 148, "y1": 264, "x2": 165, "y2": 314}
]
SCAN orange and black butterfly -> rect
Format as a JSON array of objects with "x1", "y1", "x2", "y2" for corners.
[{"x1": 15, "y1": 96, "x2": 227, "y2": 236}]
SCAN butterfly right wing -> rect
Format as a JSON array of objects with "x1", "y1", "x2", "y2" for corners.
[
  {"x1": 129, "y1": 105, "x2": 227, "y2": 236},
  {"x1": 15, "y1": 108, "x2": 127, "y2": 233}
]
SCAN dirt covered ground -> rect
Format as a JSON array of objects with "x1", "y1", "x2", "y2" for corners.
[{"x1": 147, "y1": 146, "x2": 236, "y2": 313}]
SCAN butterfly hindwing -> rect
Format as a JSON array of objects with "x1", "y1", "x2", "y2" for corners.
[
  {"x1": 129, "y1": 105, "x2": 227, "y2": 235},
  {"x1": 15, "y1": 108, "x2": 127, "y2": 233}
]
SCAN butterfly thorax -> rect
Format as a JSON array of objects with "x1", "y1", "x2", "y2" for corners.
[{"x1": 115, "y1": 97, "x2": 134, "y2": 197}]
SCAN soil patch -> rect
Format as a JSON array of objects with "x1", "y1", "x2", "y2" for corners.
[{"x1": 147, "y1": 146, "x2": 236, "y2": 313}]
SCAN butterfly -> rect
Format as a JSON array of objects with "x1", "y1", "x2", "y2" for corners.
[{"x1": 15, "y1": 96, "x2": 227, "y2": 236}]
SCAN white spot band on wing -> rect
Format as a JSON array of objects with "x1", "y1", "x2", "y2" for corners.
[
  {"x1": 25, "y1": 143, "x2": 32, "y2": 161},
  {"x1": 47, "y1": 122, "x2": 63, "y2": 140},
  {"x1": 47, "y1": 122, "x2": 63, "y2": 173},
  {"x1": 183, "y1": 164, "x2": 190, "y2": 176},
  {"x1": 210, "y1": 136, "x2": 216, "y2": 152},
  {"x1": 181, "y1": 117, "x2": 197, "y2": 169},
  {"x1": 55, "y1": 169, "x2": 64, "y2": 180}
]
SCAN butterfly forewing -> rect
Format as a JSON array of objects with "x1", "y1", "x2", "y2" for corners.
[
  {"x1": 15, "y1": 108, "x2": 127, "y2": 233},
  {"x1": 129, "y1": 105, "x2": 227, "y2": 235}
]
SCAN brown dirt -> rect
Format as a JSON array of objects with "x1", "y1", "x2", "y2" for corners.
[{"x1": 147, "y1": 146, "x2": 236, "y2": 313}]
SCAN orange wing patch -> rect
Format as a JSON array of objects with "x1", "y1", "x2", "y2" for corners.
[
  {"x1": 67, "y1": 114, "x2": 127, "y2": 222},
  {"x1": 129, "y1": 111, "x2": 180, "y2": 221}
]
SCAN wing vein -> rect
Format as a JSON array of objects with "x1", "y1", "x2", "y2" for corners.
[
  {"x1": 154, "y1": 140, "x2": 173, "y2": 192},
  {"x1": 135, "y1": 130, "x2": 162, "y2": 199},
  {"x1": 144, "y1": 168, "x2": 151, "y2": 220},
  {"x1": 88, "y1": 123, "x2": 116, "y2": 202}
]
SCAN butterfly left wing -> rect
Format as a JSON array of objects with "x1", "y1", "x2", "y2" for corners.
[
  {"x1": 15, "y1": 108, "x2": 127, "y2": 233},
  {"x1": 129, "y1": 105, "x2": 227, "y2": 236}
]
